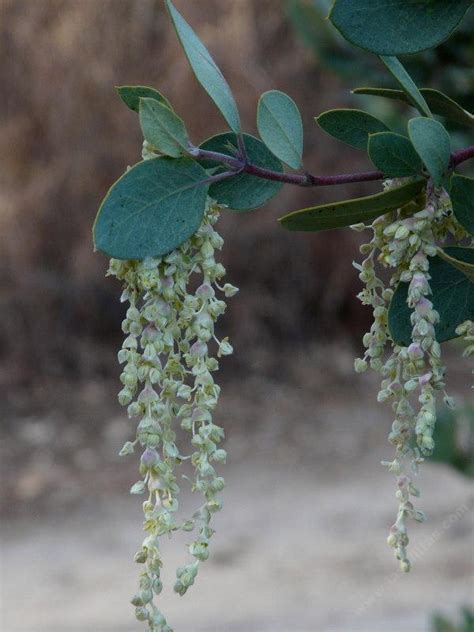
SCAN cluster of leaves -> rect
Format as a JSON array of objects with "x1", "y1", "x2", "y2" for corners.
[
  {"x1": 287, "y1": 0, "x2": 474, "y2": 163},
  {"x1": 288, "y1": 0, "x2": 474, "y2": 114},
  {"x1": 94, "y1": 0, "x2": 474, "y2": 346}
]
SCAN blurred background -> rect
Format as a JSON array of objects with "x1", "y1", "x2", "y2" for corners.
[{"x1": 0, "y1": 1, "x2": 473, "y2": 631}]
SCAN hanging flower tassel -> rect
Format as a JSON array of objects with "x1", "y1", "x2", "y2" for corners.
[
  {"x1": 108, "y1": 199, "x2": 238, "y2": 631},
  {"x1": 353, "y1": 179, "x2": 470, "y2": 572}
]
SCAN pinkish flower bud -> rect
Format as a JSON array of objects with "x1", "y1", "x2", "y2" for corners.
[
  {"x1": 196, "y1": 283, "x2": 215, "y2": 300},
  {"x1": 418, "y1": 372, "x2": 432, "y2": 387},
  {"x1": 190, "y1": 341, "x2": 208, "y2": 358},
  {"x1": 141, "y1": 448, "x2": 159, "y2": 469},
  {"x1": 407, "y1": 343, "x2": 424, "y2": 361}
]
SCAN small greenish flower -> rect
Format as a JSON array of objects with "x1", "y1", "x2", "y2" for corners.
[
  {"x1": 108, "y1": 195, "x2": 237, "y2": 630},
  {"x1": 354, "y1": 180, "x2": 471, "y2": 572}
]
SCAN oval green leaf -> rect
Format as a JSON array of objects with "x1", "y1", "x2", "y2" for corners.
[
  {"x1": 257, "y1": 90, "x2": 303, "y2": 169},
  {"x1": 139, "y1": 97, "x2": 189, "y2": 158},
  {"x1": 199, "y1": 133, "x2": 284, "y2": 211},
  {"x1": 165, "y1": 0, "x2": 241, "y2": 133},
  {"x1": 368, "y1": 132, "x2": 423, "y2": 178},
  {"x1": 316, "y1": 109, "x2": 388, "y2": 150},
  {"x1": 380, "y1": 56, "x2": 431, "y2": 118},
  {"x1": 94, "y1": 158, "x2": 209, "y2": 260},
  {"x1": 329, "y1": 0, "x2": 472, "y2": 55},
  {"x1": 388, "y1": 247, "x2": 474, "y2": 345},
  {"x1": 279, "y1": 178, "x2": 425, "y2": 232},
  {"x1": 408, "y1": 117, "x2": 451, "y2": 186},
  {"x1": 437, "y1": 248, "x2": 474, "y2": 283},
  {"x1": 353, "y1": 87, "x2": 474, "y2": 128},
  {"x1": 451, "y1": 174, "x2": 474, "y2": 236},
  {"x1": 116, "y1": 85, "x2": 172, "y2": 113}
]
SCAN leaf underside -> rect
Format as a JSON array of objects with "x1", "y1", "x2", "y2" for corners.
[
  {"x1": 353, "y1": 87, "x2": 474, "y2": 128},
  {"x1": 408, "y1": 117, "x2": 451, "y2": 187},
  {"x1": 139, "y1": 97, "x2": 189, "y2": 158},
  {"x1": 257, "y1": 90, "x2": 304, "y2": 169},
  {"x1": 380, "y1": 56, "x2": 431, "y2": 118},
  {"x1": 279, "y1": 179, "x2": 425, "y2": 232},
  {"x1": 166, "y1": 0, "x2": 241, "y2": 133}
]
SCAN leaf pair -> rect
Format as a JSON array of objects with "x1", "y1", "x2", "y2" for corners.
[
  {"x1": 117, "y1": 85, "x2": 191, "y2": 158},
  {"x1": 94, "y1": 131, "x2": 286, "y2": 260},
  {"x1": 315, "y1": 109, "x2": 450, "y2": 183},
  {"x1": 168, "y1": 1, "x2": 306, "y2": 171}
]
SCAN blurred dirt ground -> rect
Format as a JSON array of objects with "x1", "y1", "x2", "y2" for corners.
[{"x1": 1, "y1": 345, "x2": 473, "y2": 632}]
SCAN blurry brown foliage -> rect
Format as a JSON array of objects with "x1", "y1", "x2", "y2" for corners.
[{"x1": 0, "y1": 0, "x2": 374, "y2": 386}]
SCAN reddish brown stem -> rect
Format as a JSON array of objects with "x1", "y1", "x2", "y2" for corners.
[{"x1": 193, "y1": 144, "x2": 474, "y2": 188}]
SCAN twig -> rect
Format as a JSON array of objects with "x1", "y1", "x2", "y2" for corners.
[{"x1": 190, "y1": 144, "x2": 474, "y2": 189}]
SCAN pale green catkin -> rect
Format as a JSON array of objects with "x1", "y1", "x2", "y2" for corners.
[
  {"x1": 109, "y1": 194, "x2": 237, "y2": 631},
  {"x1": 353, "y1": 179, "x2": 471, "y2": 572}
]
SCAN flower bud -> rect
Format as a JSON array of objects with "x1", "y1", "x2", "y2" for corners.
[
  {"x1": 222, "y1": 283, "x2": 239, "y2": 297},
  {"x1": 196, "y1": 282, "x2": 215, "y2": 300},
  {"x1": 354, "y1": 358, "x2": 368, "y2": 373},
  {"x1": 387, "y1": 534, "x2": 397, "y2": 548},
  {"x1": 130, "y1": 480, "x2": 146, "y2": 495},
  {"x1": 140, "y1": 448, "x2": 159, "y2": 470},
  {"x1": 190, "y1": 341, "x2": 208, "y2": 358},
  {"x1": 218, "y1": 339, "x2": 233, "y2": 357},
  {"x1": 135, "y1": 606, "x2": 149, "y2": 621},
  {"x1": 119, "y1": 441, "x2": 135, "y2": 456},
  {"x1": 400, "y1": 560, "x2": 411, "y2": 573},
  {"x1": 134, "y1": 550, "x2": 148, "y2": 564},
  {"x1": 118, "y1": 388, "x2": 133, "y2": 406}
]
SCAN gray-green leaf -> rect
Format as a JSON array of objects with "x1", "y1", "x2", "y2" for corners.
[
  {"x1": 139, "y1": 97, "x2": 189, "y2": 158},
  {"x1": 279, "y1": 178, "x2": 425, "y2": 232},
  {"x1": 116, "y1": 85, "x2": 172, "y2": 113},
  {"x1": 199, "y1": 133, "x2": 283, "y2": 211},
  {"x1": 380, "y1": 56, "x2": 431, "y2": 118},
  {"x1": 257, "y1": 90, "x2": 303, "y2": 169},
  {"x1": 437, "y1": 248, "x2": 474, "y2": 283},
  {"x1": 352, "y1": 87, "x2": 474, "y2": 128},
  {"x1": 94, "y1": 158, "x2": 209, "y2": 259},
  {"x1": 451, "y1": 174, "x2": 474, "y2": 236},
  {"x1": 165, "y1": 0, "x2": 241, "y2": 133},
  {"x1": 368, "y1": 132, "x2": 423, "y2": 177},
  {"x1": 316, "y1": 109, "x2": 388, "y2": 150},
  {"x1": 389, "y1": 247, "x2": 474, "y2": 345},
  {"x1": 408, "y1": 117, "x2": 451, "y2": 186},
  {"x1": 329, "y1": 1, "x2": 472, "y2": 56}
]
